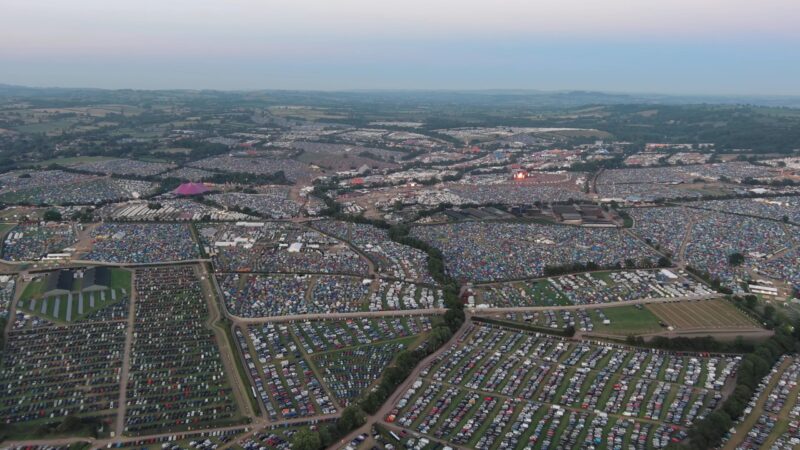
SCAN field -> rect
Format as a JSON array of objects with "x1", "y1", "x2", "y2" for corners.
[
  {"x1": 592, "y1": 305, "x2": 663, "y2": 335},
  {"x1": 497, "y1": 304, "x2": 663, "y2": 336},
  {"x1": 235, "y1": 316, "x2": 434, "y2": 420},
  {"x1": 267, "y1": 105, "x2": 347, "y2": 120},
  {"x1": 722, "y1": 356, "x2": 800, "y2": 449},
  {"x1": 151, "y1": 147, "x2": 193, "y2": 154},
  {"x1": 30, "y1": 155, "x2": 117, "y2": 167},
  {"x1": 477, "y1": 269, "x2": 714, "y2": 308},
  {"x1": 15, "y1": 118, "x2": 79, "y2": 134},
  {"x1": 29, "y1": 105, "x2": 143, "y2": 117},
  {"x1": 125, "y1": 266, "x2": 245, "y2": 435},
  {"x1": 16, "y1": 268, "x2": 132, "y2": 323},
  {"x1": 383, "y1": 322, "x2": 740, "y2": 450},
  {"x1": 647, "y1": 299, "x2": 762, "y2": 332},
  {"x1": 0, "y1": 320, "x2": 126, "y2": 431}
]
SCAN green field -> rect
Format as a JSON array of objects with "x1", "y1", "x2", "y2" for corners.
[
  {"x1": 15, "y1": 118, "x2": 78, "y2": 134},
  {"x1": 590, "y1": 305, "x2": 663, "y2": 335},
  {"x1": 151, "y1": 147, "x2": 192, "y2": 154},
  {"x1": 525, "y1": 280, "x2": 571, "y2": 306}
]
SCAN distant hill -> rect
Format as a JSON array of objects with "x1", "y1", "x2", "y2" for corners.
[{"x1": 1, "y1": 84, "x2": 799, "y2": 109}]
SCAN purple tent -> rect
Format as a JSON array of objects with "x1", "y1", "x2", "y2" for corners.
[{"x1": 173, "y1": 182, "x2": 209, "y2": 196}]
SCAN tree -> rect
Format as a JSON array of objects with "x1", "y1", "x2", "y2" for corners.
[
  {"x1": 728, "y1": 252, "x2": 745, "y2": 266},
  {"x1": 764, "y1": 304, "x2": 776, "y2": 320},
  {"x1": 43, "y1": 209, "x2": 62, "y2": 222},
  {"x1": 338, "y1": 405, "x2": 366, "y2": 433},
  {"x1": 291, "y1": 429, "x2": 321, "y2": 450}
]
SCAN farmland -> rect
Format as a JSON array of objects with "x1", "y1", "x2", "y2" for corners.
[{"x1": 647, "y1": 299, "x2": 762, "y2": 333}]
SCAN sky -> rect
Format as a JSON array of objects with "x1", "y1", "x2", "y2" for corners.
[{"x1": 1, "y1": 0, "x2": 799, "y2": 95}]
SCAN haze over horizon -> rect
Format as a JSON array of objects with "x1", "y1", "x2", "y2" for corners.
[{"x1": 2, "y1": 0, "x2": 799, "y2": 95}]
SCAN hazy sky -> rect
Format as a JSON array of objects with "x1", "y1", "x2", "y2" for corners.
[{"x1": 2, "y1": 0, "x2": 799, "y2": 94}]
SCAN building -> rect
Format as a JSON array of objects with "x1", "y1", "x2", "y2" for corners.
[
  {"x1": 41, "y1": 267, "x2": 113, "y2": 297},
  {"x1": 82, "y1": 267, "x2": 111, "y2": 292},
  {"x1": 173, "y1": 182, "x2": 210, "y2": 196},
  {"x1": 43, "y1": 270, "x2": 75, "y2": 297}
]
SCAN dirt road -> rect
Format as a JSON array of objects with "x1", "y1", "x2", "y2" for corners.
[{"x1": 114, "y1": 269, "x2": 136, "y2": 438}]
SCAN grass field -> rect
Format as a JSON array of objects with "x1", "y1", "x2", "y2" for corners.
[
  {"x1": 15, "y1": 118, "x2": 77, "y2": 134},
  {"x1": 151, "y1": 147, "x2": 192, "y2": 154},
  {"x1": 647, "y1": 298, "x2": 761, "y2": 331},
  {"x1": 525, "y1": 280, "x2": 571, "y2": 306},
  {"x1": 268, "y1": 105, "x2": 347, "y2": 120},
  {"x1": 590, "y1": 305, "x2": 663, "y2": 335}
]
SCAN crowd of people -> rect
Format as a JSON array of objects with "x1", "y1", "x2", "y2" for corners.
[{"x1": 447, "y1": 172, "x2": 588, "y2": 205}]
